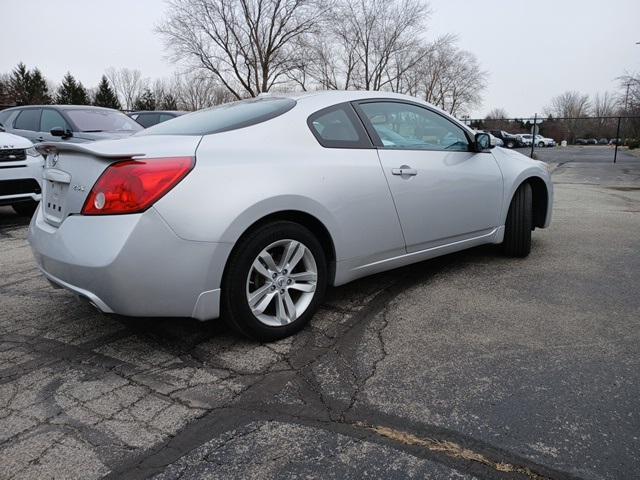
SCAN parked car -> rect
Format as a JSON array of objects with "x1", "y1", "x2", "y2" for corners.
[
  {"x1": 0, "y1": 124, "x2": 43, "y2": 216},
  {"x1": 534, "y1": 135, "x2": 556, "y2": 147},
  {"x1": 597, "y1": 138, "x2": 608, "y2": 145},
  {"x1": 0, "y1": 105, "x2": 142, "y2": 144},
  {"x1": 29, "y1": 91, "x2": 553, "y2": 341},
  {"x1": 586, "y1": 138, "x2": 598, "y2": 145},
  {"x1": 516, "y1": 134, "x2": 533, "y2": 146},
  {"x1": 575, "y1": 138, "x2": 588, "y2": 145},
  {"x1": 609, "y1": 138, "x2": 621, "y2": 145},
  {"x1": 489, "y1": 130, "x2": 523, "y2": 149},
  {"x1": 128, "y1": 110, "x2": 187, "y2": 128}
]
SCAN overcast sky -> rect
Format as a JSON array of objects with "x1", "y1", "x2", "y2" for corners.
[{"x1": 1, "y1": 0, "x2": 639, "y2": 117}]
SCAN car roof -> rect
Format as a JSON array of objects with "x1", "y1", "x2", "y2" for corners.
[{"x1": 2, "y1": 105, "x2": 119, "y2": 111}]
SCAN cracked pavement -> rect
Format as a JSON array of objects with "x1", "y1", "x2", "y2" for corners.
[{"x1": 1, "y1": 146, "x2": 639, "y2": 479}]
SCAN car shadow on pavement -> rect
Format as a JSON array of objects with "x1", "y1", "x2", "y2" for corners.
[
  {"x1": 109, "y1": 241, "x2": 513, "y2": 346},
  {"x1": 0, "y1": 206, "x2": 31, "y2": 229}
]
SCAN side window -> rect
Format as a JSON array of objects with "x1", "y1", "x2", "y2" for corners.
[
  {"x1": 307, "y1": 104, "x2": 370, "y2": 149},
  {"x1": 358, "y1": 102, "x2": 470, "y2": 152},
  {"x1": 159, "y1": 113, "x2": 175, "y2": 123},
  {"x1": 14, "y1": 109, "x2": 42, "y2": 131},
  {"x1": 135, "y1": 113, "x2": 159, "y2": 128},
  {"x1": 41, "y1": 109, "x2": 71, "y2": 132}
]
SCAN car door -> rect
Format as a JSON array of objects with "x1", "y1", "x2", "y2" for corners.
[
  {"x1": 39, "y1": 108, "x2": 74, "y2": 142},
  {"x1": 305, "y1": 102, "x2": 406, "y2": 269},
  {"x1": 12, "y1": 108, "x2": 42, "y2": 142},
  {"x1": 354, "y1": 100, "x2": 503, "y2": 253}
]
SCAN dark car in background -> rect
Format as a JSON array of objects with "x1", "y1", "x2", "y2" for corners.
[
  {"x1": 128, "y1": 110, "x2": 187, "y2": 128},
  {"x1": 489, "y1": 130, "x2": 524, "y2": 148},
  {"x1": 0, "y1": 105, "x2": 142, "y2": 143}
]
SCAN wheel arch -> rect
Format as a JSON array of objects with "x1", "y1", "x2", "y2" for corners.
[
  {"x1": 508, "y1": 176, "x2": 549, "y2": 229},
  {"x1": 221, "y1": 209, "x2": 337, "y2": 287}
]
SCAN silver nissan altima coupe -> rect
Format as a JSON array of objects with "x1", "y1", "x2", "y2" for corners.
[{"x1": 30, "y1": 91, "x2": 553, "y2": 341}]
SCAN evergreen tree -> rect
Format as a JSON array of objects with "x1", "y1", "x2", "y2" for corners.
[
  {"x1": 9, "y1": 63, "x2": 31, "y2": 105},
  {"x1": 56, "y1": 72, "x2": 89, "y2": 105},
  {"x1": 0, "y1": 76, "x2": 8, "y2": 105},
  {"x1": 93, "y1": 75, "x2": 121, "y2": 109},
  {"x1": 9, "y1": 64, "x2": 51, "y2": 105},
  {"x1": 27, "y1": 68, "x2": 51, "y2": 104},
  {"x1": 133, "y1": 88, "x2": 156, "y2": 110}
]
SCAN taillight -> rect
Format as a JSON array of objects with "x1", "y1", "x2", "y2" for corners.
[{"x1": 82, "y1": 157, "x2": 194, "y2": 215}]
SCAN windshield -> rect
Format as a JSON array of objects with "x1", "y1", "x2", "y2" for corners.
[
  {"x1": 137, "y1": 97, "x2": 296, "y2": 136},
  {"x1": 66, "y1": 109, "x2": 143, "y2": 133}
]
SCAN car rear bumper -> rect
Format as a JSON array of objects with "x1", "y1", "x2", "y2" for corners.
[
  {"x1": 28, "y1": 205, "x2": 232, "y2": 320},
  {"x1": 0, "y1": 159, "x2": 43, "y2": 205}
]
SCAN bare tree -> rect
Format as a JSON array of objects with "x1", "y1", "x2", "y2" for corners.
[
  {"x1": 105, "y1": 67, "x2": 147, "y2": 110},
  {"x1": 327, "y1": 0, "x2": 431, "y2": 91},
  {"x1": 544, "y1": 91, "x2": 591, "y2": 142},
  {"x1": 172, "y1": 73, "x2": 235, "y2": 110},
  {"x1": 545, "y1": 91, "x2": 591, "y2": 118},
  {"x1": 404, "y1": 35, "x2": 486, "y2": 116},
  {"x1": 486, "y1": 108, "x2": 509, "y2": 119},
  {"x1": 158, "y1": 0, "x2": 325, "y2": 99},
  {"x1": 617, "y1": 72, "x2": 640, "y2": 140},
  {"x1": 590, "y1": 91, "x2": 618, "y2": 137}
]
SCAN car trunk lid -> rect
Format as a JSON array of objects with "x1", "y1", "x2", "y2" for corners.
[{"x1": 35, "y1": 135, "x2": 202, "y2": 227}]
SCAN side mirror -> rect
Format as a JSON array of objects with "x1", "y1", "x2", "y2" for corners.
[
  {"x1": 50, "y1": 127, "x2": 73, "y2": 139},
  {"x1": 474, "y1": 132, "x2": 492, "y2": 152},
  {"x1": 0, "y1": 123, "x2": 4, "y2": 132}
]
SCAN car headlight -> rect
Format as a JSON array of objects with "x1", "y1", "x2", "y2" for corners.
[{"x1": 25, "y1": 146, "x2": 40, "y2": 157}]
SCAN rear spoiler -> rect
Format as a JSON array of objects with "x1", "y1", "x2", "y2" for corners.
[{"x1": 35, "y1": 141, "x2": 145, "y2": 159}]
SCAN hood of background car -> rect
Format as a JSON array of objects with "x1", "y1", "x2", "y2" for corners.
[{"x1": 0, "y1": 131, "x2": 34, "y2": 149}]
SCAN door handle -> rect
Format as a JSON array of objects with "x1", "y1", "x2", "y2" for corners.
[
  {"x1": 35, "y1": 137, "x2": 44, "y2": 142},
  {"x1": 391, "y1": 167, "x2": 417, "y2": 176}
]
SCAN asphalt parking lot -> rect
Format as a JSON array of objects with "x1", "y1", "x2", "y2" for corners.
[{"x1": 1, "y1": 146, "x2": 639, "y2": 480}]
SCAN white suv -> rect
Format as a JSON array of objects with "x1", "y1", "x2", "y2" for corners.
[{"x1": 0, "y1": 126, "x2": 43, "y2": 216}]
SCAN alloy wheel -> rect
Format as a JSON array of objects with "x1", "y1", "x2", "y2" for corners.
[{"x1": 245, "y1": 239, "x2": 318, "y2": 327}]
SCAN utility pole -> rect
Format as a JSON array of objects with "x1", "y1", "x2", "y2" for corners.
[{"x1": 530, "y1": 113, "x2": 537, "y2": 159}]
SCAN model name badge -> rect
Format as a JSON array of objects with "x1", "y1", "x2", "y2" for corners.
[{"x1": 72, "y1": 185, "x2": 86, "y2": 192}]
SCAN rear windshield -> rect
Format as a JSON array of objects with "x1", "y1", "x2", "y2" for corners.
[
  {"x1": 66, "y1": 109, "x2": 142, "y2": 133},
  {"x1": 136, "y1": 97, "x2": 296, "y2": 136}
]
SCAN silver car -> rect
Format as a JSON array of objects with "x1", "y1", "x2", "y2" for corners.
[
  {"x1": 0, "y1": 105, "x2": 142, "y2": 143},
  {"x1": 29, "y1": 91, "x2": 553, "y2": 341}
]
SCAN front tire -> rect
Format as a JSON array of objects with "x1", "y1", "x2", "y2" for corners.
[
  {"x1": 12, "y1": 200, "x2": 38, "y2": 217},
  {"x1": 503, "y1": 183, "x2": 532, "y2": 257},
  {"x1": 222, "y1": 221, "x2": 327, "y2": 341},
  {"x1": 538, "y1": 142, "x2": 545, "y2": 148},
  {"x1": 506, "y1": 141, "x2": 515, "y2": 149}
]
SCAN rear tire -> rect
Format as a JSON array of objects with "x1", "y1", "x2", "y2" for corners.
[
  {"x1": 503, "y1": 183, "x2": 532, "y2": 257},
  {"x1": 222, "y1": 221, "x2": 327, "y2": 341},
  {"x1": 538, "y1": 142, "x2": 545, "y2": 148},
  {"x1": 12, "y1": 200, "x2": 38, "y2": 217},
  {"x1": 506, "y1": 141, "x2": 515, "y2": 149}
]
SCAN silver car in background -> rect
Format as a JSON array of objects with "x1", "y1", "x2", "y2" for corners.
[
  {"x1": 29, "y1": 91, "x2": 553, "y2": 341},
  {"x1": 0, "y1": 105, "x2": 142, "y2": 143}
]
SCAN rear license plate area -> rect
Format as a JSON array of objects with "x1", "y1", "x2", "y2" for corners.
[{"x1": 44, "y1": 180, "x2": 69, "y2": 221}]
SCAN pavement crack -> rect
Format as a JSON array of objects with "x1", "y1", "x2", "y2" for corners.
[{"x1": 358, "y1": 422, "x2": 553, "y2": 480}]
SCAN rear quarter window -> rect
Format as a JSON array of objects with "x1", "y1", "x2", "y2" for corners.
[
  {"x1": 137, "y1": 97, "x2": 296, "y2": 136},
  {"x1": 307, "y1": 103, "x2": 372, "y2": 149}
]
